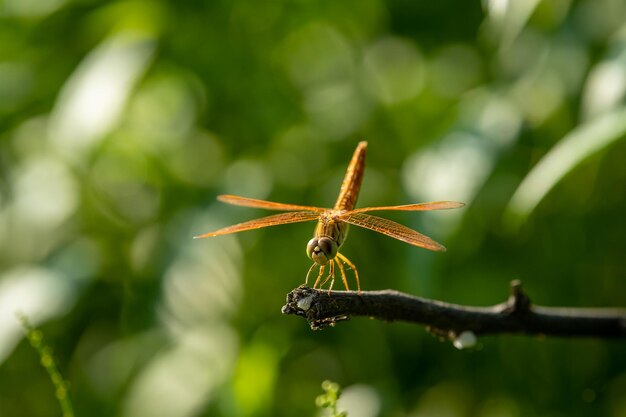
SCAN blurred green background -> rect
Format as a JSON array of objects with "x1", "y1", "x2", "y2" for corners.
[{"x1": 1, "y1": 0, "x2": 625, "y2": 416}]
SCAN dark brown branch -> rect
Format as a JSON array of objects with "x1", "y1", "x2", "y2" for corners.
[{"x1": 281, "y1": 280, "x2": 626, "y2": 340}]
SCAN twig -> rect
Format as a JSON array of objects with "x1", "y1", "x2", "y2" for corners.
[
  {"x1": 17, "y1": 312, "x2": 74, "y2": 417},
  {"x1": 281, "y1": 280, "x2": 626, "y2": 341}
]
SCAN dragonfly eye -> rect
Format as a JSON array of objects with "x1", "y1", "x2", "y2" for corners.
[
  {"x1": 317, "y1": 237, "x2": 337, "y2": 258},
  {"x1": 306, "y1": 237, "x2": 338, "y2": 265},
  {"x1": 306, "y1": 238, "x2": 318, "y2": 260}
]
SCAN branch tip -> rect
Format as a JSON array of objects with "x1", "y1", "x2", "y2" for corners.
[{"x1": 507, "y1": 279, "x2": 531, "y2": 313}]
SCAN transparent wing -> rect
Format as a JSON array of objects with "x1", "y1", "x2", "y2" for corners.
[
  {"x1": 194, "y1": 211, "x2": 320, "y2": 238},
  {"x1": 217, "y1": 194, "x2": 326, "y2": 212},
  {"x1": 341, "y1": 212, "x2": 447, "y2": 252},
  {"x1": 346, "y1": 201, "x2": 464, "y2": 214}
]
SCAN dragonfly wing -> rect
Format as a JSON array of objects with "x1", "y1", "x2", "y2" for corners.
[
  {"x1": 194, "y1": 211, "x2": 320, "y2": 238},
  {"x1": 341, "y1": 212, "x2": 447, "y2": 252},
  {"x1": 217, "y1": 195, "x2": 326, "y2": 212},
  {"x1": 347, "y1": 201, "x2": 464, "y2": 214}
]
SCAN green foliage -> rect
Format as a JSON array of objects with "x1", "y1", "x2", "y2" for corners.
[
  {"x1": 0, "y1": 0, "x2": 625, "y2": 416},
  {"x1": 17, "y1": 313, "x2": 74, "y2": 417},
  {"x1": 315, "y1": 380, "x2": 347, "y2": 417}
]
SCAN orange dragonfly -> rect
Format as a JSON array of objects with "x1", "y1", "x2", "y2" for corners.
[{"x1": 195, "y1": 141, "x2": 464, "y2": 291}]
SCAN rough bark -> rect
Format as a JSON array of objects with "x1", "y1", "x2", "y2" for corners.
[{"x1": 281, "y1": 280, "x2": 626, "y2": 341}]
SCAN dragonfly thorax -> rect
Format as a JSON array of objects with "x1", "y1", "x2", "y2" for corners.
[{"x1": 306, "y1": 236, "x2": 338, "y2": 265}]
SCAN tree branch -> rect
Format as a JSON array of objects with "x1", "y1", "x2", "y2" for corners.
[{"x1": 281, "y1": 280, "x2": 626, "y2": 341}]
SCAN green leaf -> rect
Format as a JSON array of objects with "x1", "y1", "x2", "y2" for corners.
[{"x1": 505, "y1": 106, "x2": 626, "y2": 228}]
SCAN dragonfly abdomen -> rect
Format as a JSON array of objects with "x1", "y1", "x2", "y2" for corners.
[{"x1": 333, "y1": 141, "x2": 367, "y2": 211}]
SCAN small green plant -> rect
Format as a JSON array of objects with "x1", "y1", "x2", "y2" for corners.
[
  {"x1": 17, "y1": 312, "x2": 75, "y2": 417},
  {"x1": 315, "y1": 380, "x2": 347, "y2": 417}
]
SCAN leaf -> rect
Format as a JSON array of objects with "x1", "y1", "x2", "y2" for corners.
[{"x1": 504, "y1": 106, "x2": 626, "y2": 228}]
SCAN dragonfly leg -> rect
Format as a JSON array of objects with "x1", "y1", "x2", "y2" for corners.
[
  {"x1": 337, "y1": 252, "x2": 360, "y2": 293},
  {"x1": 327, "y1": 261, "x2": 336, "y2": 293},
  {"x1": 335, "y1": 257, "x2": 350, "y2": 291},
  {"x1": 318, "y1": 261, "x2": 334, "y2": 289},
  {"x1": 305, "y1": 262, "x2": 318, "y2": 286},
  {"x1": 313, "y1": 265, "x2": 325, "y2": 288}
]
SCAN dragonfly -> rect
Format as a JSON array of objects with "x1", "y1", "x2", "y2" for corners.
[{"x1": 195, "y1": 141, "x2": 464, "y2": 291}]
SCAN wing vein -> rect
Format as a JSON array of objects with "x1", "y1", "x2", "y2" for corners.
[
  {"x1": 341, "y1": 213, "x2": 447, "y2": 252},
  {"x1": 346, "y1": 201, "x2": 464, "y2": 214},
  {"x1": 218, "y1": 195, "x2": 326, "y2": 212},
  {"x1": 194, "y1": 211, "x2": 320, "y2": 238}
]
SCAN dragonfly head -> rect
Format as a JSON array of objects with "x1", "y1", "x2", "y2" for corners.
[{"x1": 306, "y1": 236, "x2": 338, "y2": 265}]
